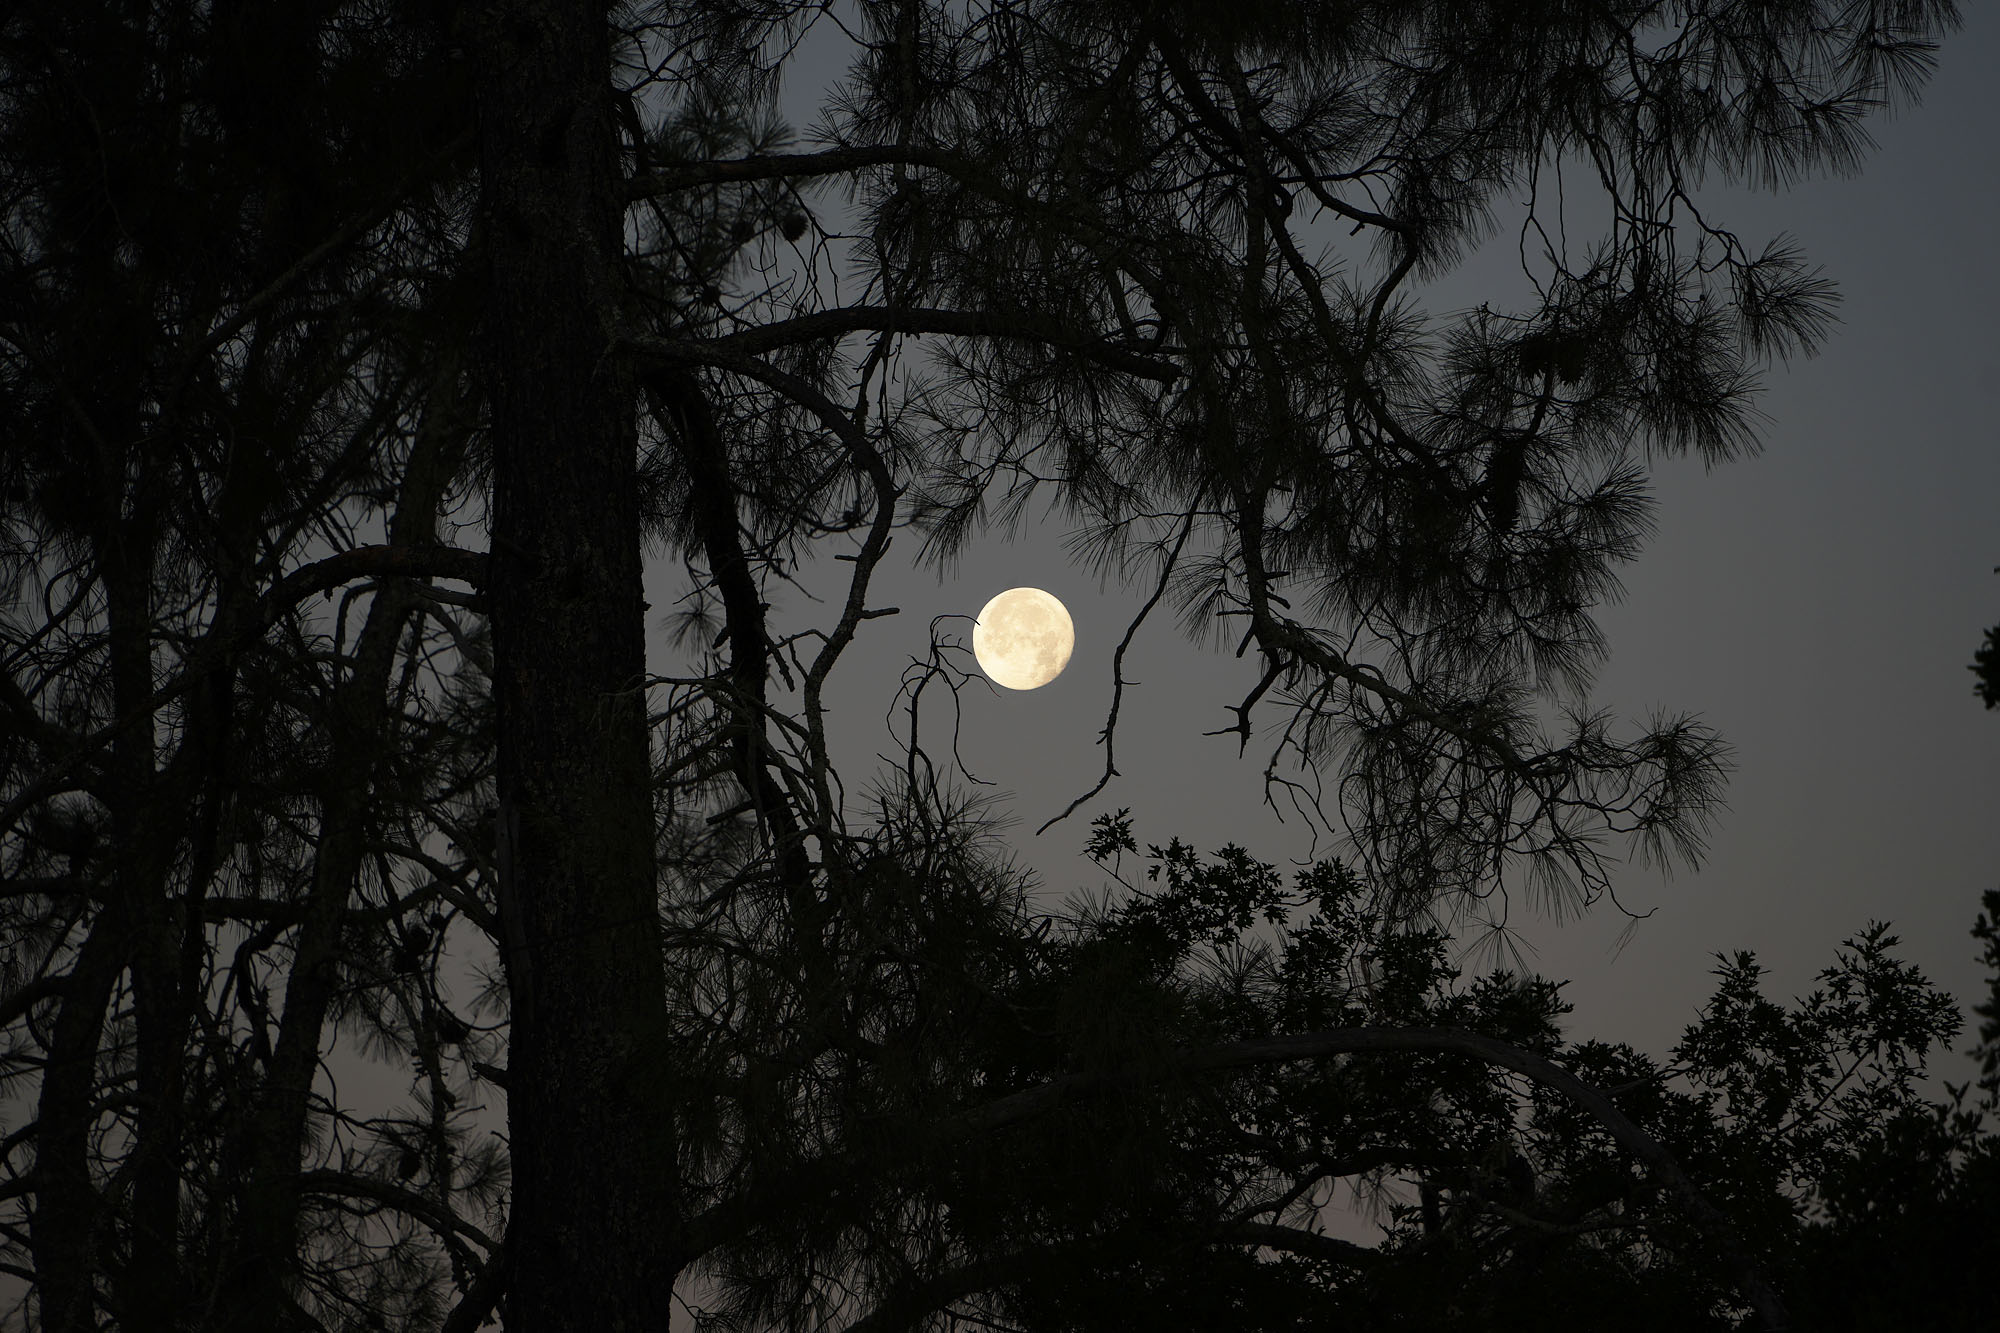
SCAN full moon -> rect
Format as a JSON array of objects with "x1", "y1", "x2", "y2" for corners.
[{"x1": 972, "y1": 587, "x2": 1074, "y2": 690}]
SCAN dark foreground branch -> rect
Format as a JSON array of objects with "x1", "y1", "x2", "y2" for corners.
[
  {"x1": 831, "y1": 1218, "x2": 1380, "y2": 1333},
  {"x1": 629, "y1": 306, "x2": 1179, "y2": 385},
  {"x1": 950, "y1": 1026, "x2": 1788, "y2": 1330},
  {"x1": 687, "y1": 1024, "x2": 1788, "y2": 1331}
]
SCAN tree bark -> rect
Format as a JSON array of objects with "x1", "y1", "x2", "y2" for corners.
[
  {"x1": 28, "y1": 917, "x2": 123, "y2": 1333},
  {"x1": 99, "y1": 410, "x2": 187, "y2": 1333},
  {"x1": 473, "y1": 2, "x2": 682, "y2": 1328}
]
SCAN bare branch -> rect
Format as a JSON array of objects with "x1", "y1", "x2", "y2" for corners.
[{"x1": 631, "y1": 308, "x2": 1180, "y2": 384}]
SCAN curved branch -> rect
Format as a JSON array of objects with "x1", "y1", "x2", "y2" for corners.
[
  {"x1": 295, "y1": 1167, "x2": 500, "y2": 1255},
  {"x1": 637, "y1": 334, "x2": 900, "y2": 843},
  {"x1": 1037, "y1": 510, "x2": 1196, "y2": 835},
  {"x1": 259, "y1": 544, "x2": 487, "y2": 625},
  {"x1": 0, "y1": 974, "x2": 67, "y2": 1032},
  {"x1": 640, "y1": 367, "x2": 811, "y2": 880},
  {"x1": 0, "y1": 542, "x2": 488, "y2": 844},
  {"x1": 631, "y1": 307, "x2": 1179, "y2": 384}
]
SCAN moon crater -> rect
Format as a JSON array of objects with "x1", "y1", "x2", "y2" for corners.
[{"x1": 972, "y1": 587, "x2": 1074, "y2": 690}]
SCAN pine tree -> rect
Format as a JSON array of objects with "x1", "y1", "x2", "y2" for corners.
[{"x1": 0, "y1": 3, "x2": 1969, "y2": 1331}]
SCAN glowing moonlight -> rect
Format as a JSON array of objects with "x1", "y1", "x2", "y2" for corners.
[{"x1": 972, "y1": 587, "x2": 1074, "y2": 690}]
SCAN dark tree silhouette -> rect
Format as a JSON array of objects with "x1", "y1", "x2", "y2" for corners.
[
  {"x1": 469, "y1": 1, "x2": 680, "y2": 1329},
  {"x1": 914, "y1": 839, "x2": 1998, "y2": 1333},
  {"x1": 0, "y1": 2, "x2": 1975, "y2": 1332},
  {"x1": 1973, "y1": 617, "x2": 2000, "y2": 709},
  {"x1": 1972, "y1": 558, "x2": 2000, "y2": 707},
  {"x1": 0, "y1": 3, "x2": 486, "y2": 1328}
]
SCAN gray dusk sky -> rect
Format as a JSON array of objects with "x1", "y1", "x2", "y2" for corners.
[{"x1": 715, "y1": 5, "x2": 2000, "y2": 1066}]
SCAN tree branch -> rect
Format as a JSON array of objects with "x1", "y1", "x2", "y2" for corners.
[
  {"x1": 627, "y1": 144, "x2": 962, "y2": 196},
  {"x1": 295, "y1": 1168, "x2": 500, "y2": 1254},
  {"x1": 0, "y1": 543, "x2": 488, "y2": 845},
  {"x1": 259, "y1": 544, "x2": 487, "y2": 626},
  {"x1": 0, "y1": 974, "x2": 67, "y2": 1032},
  {"x1": 1220, "y1": 1220, "x2": 1383, "y2": 1268},
  {"x1": 630, "y1": 307, "x2": 1180, "y2": 384}
]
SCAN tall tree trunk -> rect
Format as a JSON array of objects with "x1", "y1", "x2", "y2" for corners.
[
  {"x1": 108, "y1": 543, "x2": 190, "y2": 1333},
  {"x1": 473, "y1": 2, "x2": 682, "y2": 1328},
  {"x1": 94, "y1": 384, "x2": 188, "y2": 1331}
]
